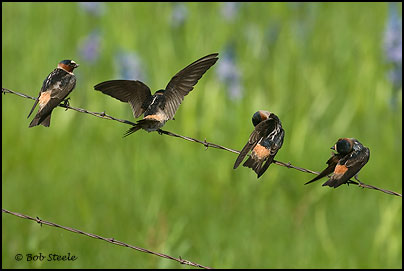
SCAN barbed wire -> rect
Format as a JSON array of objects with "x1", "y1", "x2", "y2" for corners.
[
  {"x1": 157, "y1": 129, "x2": 402, "y2": 197},
  {"x1": 1, "y1": 87, "x2": 136, "y2": 126},
  {"x1": 157, "y1": 129, "x2": 322, "y2": 175},
  {"x1": 2, "y1": 208, "x2": 212, "y2": 269},
  {"x1": 2, "y1": 87, "x2": 401, "y2": 197}
]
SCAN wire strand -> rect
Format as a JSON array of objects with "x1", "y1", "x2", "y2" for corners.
[
  {"x1": 2, "y1": 87, "x2": 401, "y2": 198},
  {"x1": 1, "y1": 208, "x2": 212, "y2": 269}
]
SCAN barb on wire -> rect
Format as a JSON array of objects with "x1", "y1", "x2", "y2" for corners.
[
  {"x1": 157, "y1": 129, "x2": 322, "y2": 176},
  {"x1": 1, "y1": 87, "x2": 136, "y2": 126},
  {"x1": 157, "y1": 129, "x2": 402, "y2": 197},
  {"x1": 353, "y1": 176, "x2": 402, "y2": 197},
  {"x1": 2, "y1": 87, "x2": 402, "y2": 197},
  {"x1": 2, "y1": 208, "x2": 212, "y2": 269}
]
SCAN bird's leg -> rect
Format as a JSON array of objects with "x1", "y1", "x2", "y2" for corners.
[
  {"x1": 157, "y1": 129, "x2": 163, "y2": 135},
  {"x1": 354, "y1": 175, "x2": 365, "y2": 188},
  {"x1": 346, "y1": 180, "x2": 358, "y2": 186},
  {"x1": 61, "y1": 97, "x2": 71, "y2": 110}
]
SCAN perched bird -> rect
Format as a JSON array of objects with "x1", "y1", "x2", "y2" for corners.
[
  {"x1": 305, "y1": 138, "x2": 370, "y2": 188},
  {"x1": 234, "y1": 110, "x2": 285, "y2": 178},
  {"x1": 94, "y1": 53, "x2": 219, "y2": 136},
  {"x1": 28, "y1": 60, "x2": 79, "y2": 127}
]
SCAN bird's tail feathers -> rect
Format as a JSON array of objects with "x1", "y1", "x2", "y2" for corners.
[
  {"x1": 322, "y1": 179, "x2": 340, "y2": 188},
  {"x1": 256, "y1": 157, "x2": 274, "y2": 178},
  {"x1": 123, "y1": 119, "x2": 162, "y2": 137},
  {"x1": 243, "y1": 157, "x2": 263, "y2": 177},
  {"x1": 123, "y1": 124, "x2": 142, "y2": 137},
  {"x1": 29, "y1": 113, "x2": 51, "y2": 128}
]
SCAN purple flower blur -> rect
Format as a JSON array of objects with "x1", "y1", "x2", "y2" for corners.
[
  {"x1": 384, "y1": 3, "x2": 402, "y2": 63},
  {"x1": 266, "y1": 22, "x2": 281, "y2": 46},
  {"x1": 115, "y1": 51, "x2": 147, "y2": 82},
  {"x1": 78, "y1": 2, "x2": 106, "y2": 17},
  {"x1": 78, "y1": 30, "x2": 102, "y2": 63},
  {"x1": 171, "y1": 3, "x2": 188, "y2": 27},
  {"x1": 216, "y1": 45, "x2": 243, "y2": 101},
  {"x1": 383, "y1": 2, "x2": 402, "y2": 90},
  {"x1": 221, "y1": 2, "x2": 241, "y2": 22}
]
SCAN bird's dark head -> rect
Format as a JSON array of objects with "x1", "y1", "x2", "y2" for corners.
[
  {"x1": 252, "y1": 110, "x2": 271, "y2": 127},
  {"x1": 58, "y1": 60, "x2": 79, "y2": 73},
  {"x1": 331, "y1": 138, "x2": 354, "y2": 155}
]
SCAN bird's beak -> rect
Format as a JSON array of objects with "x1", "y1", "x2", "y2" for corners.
[
  {"x1": 330, "y1": 145, "x2": 335, "y2": 150},
  {"x1": 74, "y1": 63, "x2": 80, "y2": 68}
]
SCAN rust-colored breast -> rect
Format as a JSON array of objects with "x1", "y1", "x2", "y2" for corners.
[
  {"x1": 334, "y1": 164, "x2": 348, "y2": 175},
  {"x1": 38, "y1": 91, "x2": 52, "y2": 109},
  {"x1": 144, "y1": 114, "x2": 165, "y2": 122},
  {"x1": 252, "y1": 144, "x2": 270, "y2": 160}
]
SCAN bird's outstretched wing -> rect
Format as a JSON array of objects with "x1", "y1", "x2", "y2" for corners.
[
  {"x1": 162, "y1": 53, "x2": 219, "y2": 119},
  {"x1": 94, "y1": 80, "x2": 152, "y2": 118}
]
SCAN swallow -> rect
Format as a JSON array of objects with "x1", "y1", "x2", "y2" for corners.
[
  {"x1": 233, "y1": 110, "x2": 285, "y2": 178},
  {"x1": 305, "y1": 138, "x2": 370, "y2": 188},
  {"x1": 27, "y1": 60, "x2": 79, "y2": 127},
  {"x1": 94, "y1": 53, "x2": 219, "y2": 136}
]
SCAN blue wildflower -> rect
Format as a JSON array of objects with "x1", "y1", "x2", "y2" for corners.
[
  {"x1": 171, "y1": 3, "x2": 188, "y2": 27},
  {"x1": 384, "y1": 3, "x2": 402, "y2": 64},
  {"x1": 221, "y1": 2, "x2": 241, "y2": 22},
  {"x1": 383, "y1": 2, "x2": 402, "y2": 108},
  {"x1": 115, "y1": 51, "x2": 147, "y2": 82},
  {"x1": 78, "y1": 2, "x2": 106, "y2": 17},
  {"x1": 78, "y1": 30, "x2": 102, "y2": 63},
  {"x1": 216, "y1": 45, "x2": 243, "y2": 101}
]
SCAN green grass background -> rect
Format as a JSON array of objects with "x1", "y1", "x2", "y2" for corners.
[{"x1": 2, "y1": 2, "x2": 402, "y2": 269}]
